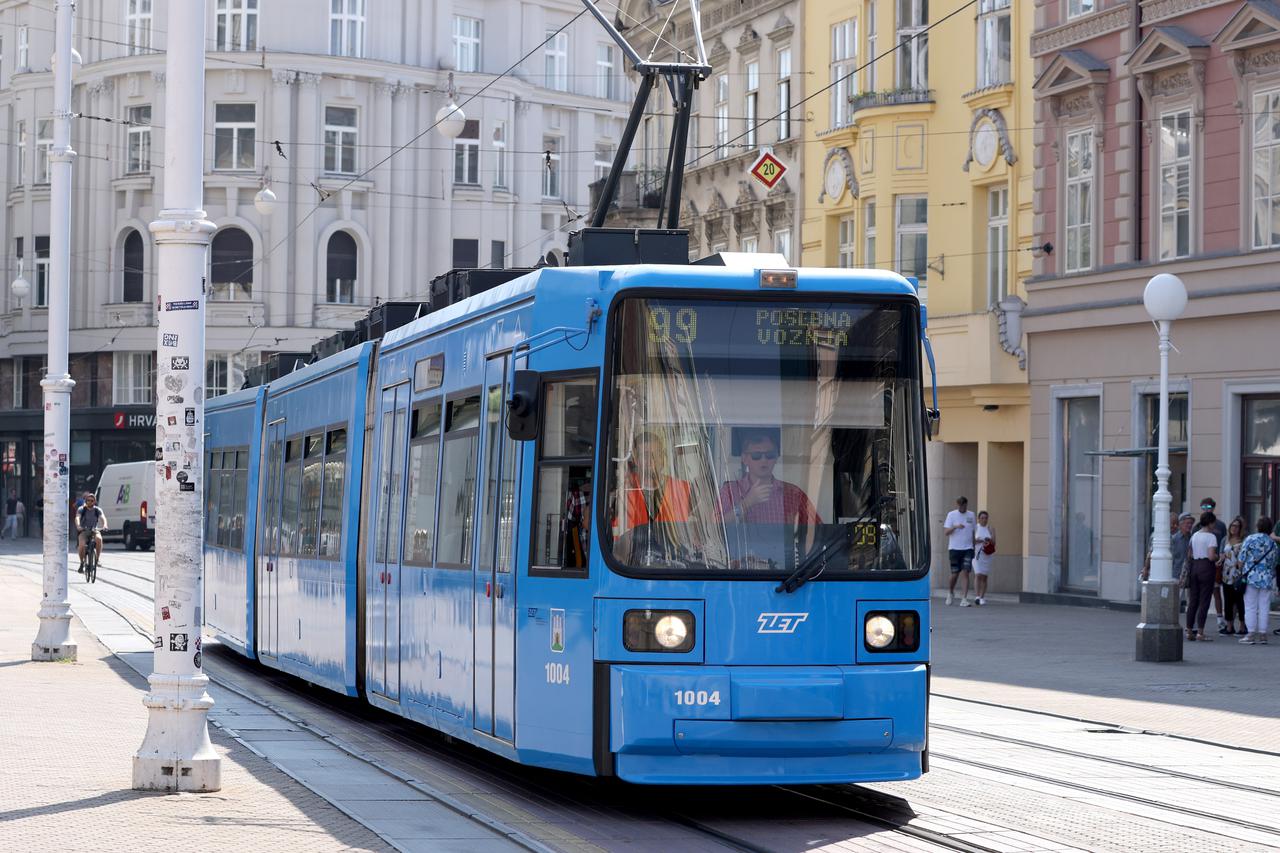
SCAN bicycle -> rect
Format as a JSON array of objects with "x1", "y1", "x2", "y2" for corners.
[{"x1": 84, "y1": 534, "x2": 100, "y2": 584}]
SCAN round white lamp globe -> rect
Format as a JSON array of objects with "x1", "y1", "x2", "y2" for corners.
[
  {"x1": 11, "y1": 276, "x2": 30, "y2": 302},
  {"x1": 254, "y1": 185, "x2": 277, "y2": 216},
  {"x1": 435, "y1": 101, "x2": 466, "y2": 140},
  {"x1": 1143, "y1": 273, "x2": 1187, "y2": 322}
]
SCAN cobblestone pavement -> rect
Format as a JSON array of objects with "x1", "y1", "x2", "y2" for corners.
[{"x1": 0, "y1": 562, "x2": 392, "y2": 853}]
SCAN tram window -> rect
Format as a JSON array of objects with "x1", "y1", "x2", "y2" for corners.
[
  {"x1": 205, "y1": 451, "x2": 222, "y2": 544},
  {"x1": 218, "y1": 461, "x2": 235, "y2": 549},
  {"x1": 414, "y1": 354, "x2": 444, "y2": 392},
  {"x1": 230, "y1": 450, "x2": 248, "y2": 551},
  {"x1": 437, "y1": 393, "x2": 481, "y2": 567},
  {"x1": 298, "y1": 433, "x2": 324, "y2": 557},
  {"x1": 319, "y1": 428, "x2": 346, "y2": 558},
  {"x1": 264, "y1": 436, "x2": 284, "y2": 554},
  {"x1": 403, "y1": 402, "x2": 442, "y2": 565},
  {"x1": 280, "y1": 437, "x2": 303, "y2": 556},
  {"x1": 531, "y1": 374, "x2": 598, "y2": 574}
]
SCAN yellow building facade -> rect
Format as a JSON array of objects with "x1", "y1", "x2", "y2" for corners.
[{"x1": 800, "y1": 0, "x2": 1034, "y2": 592}]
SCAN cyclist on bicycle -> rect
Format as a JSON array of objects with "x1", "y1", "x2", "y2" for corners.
[{"x1": 76, "y1": 493, "x2": 108, "y2": 573}]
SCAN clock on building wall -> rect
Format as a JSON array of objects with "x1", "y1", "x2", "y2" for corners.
[
  {"x1": 973, "y1": 118, "x2": 999, "y2": 169},
  {"x1": 818, "y1": 147, "x2": 857, "y2": 203}
]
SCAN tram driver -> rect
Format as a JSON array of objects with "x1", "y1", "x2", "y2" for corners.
[{"x1": 716, "y1": 428, "x2": 821, "y2": 527}]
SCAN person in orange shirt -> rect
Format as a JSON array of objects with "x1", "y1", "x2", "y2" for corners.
[{"x1": 612, "y1": 431, "x2": 693, "y2": 562}]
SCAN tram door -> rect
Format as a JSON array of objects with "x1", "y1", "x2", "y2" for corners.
[
  {"x1": 257, "y1": 419, "x2": 286, "y2": 660},
  {"x1": 474, "y1": 355, "x2": 520, "y2": 741},
  {"x1": 370, "y1": 384, "x2": 409, "y2": 701}
]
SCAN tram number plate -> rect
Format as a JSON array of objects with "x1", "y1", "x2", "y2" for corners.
[
  {"x1": 545, "y1": 662, "x2": 571, "y2": 685},
  {"x1": 673, "y1": 689, "x2": 721, "y2": 707}
]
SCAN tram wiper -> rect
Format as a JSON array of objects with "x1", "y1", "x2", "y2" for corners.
[{"x1": 775, "y1": 496, "x2": 895, "y2": 595}]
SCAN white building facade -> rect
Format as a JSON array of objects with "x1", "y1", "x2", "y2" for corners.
[{"x1": 0, "y1": 0, "x2": 626, "y2": 534}]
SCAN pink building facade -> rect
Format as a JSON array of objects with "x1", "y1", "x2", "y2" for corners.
[{"x1": 1025, "y1": 0, "x2": 1280, "y2": 604}]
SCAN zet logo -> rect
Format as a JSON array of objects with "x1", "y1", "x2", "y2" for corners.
[
  {"x1": 117, "y1": 484, "x2": 131, "y2": 505},
  {"x1": 757, "y1": 612, "x2": 809, "y2": 634}
]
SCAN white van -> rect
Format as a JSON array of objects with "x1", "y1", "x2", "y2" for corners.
[{"x1": 95, "y1": 461, "x2": 156, "y2": 550}]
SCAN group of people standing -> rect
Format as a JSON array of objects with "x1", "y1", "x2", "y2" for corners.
[
  {"x1": 943, "y1": 496, "x2": 995, "y2": 607},
  {"x1": 1146, "y1": 497, "x2": 1279, "y2": 645}
]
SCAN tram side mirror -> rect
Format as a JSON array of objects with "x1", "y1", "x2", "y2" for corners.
[{"x1": 507, "y1": 370, "x2": 541, "y2": 441}]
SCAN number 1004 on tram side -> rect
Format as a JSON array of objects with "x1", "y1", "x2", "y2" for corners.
[{"x1": 204, "y1": 258, "x2": 932, "y2": 785}]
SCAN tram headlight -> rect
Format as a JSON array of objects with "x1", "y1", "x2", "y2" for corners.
[
  {"x1": 624, "y1": 609, "x2": 696, "y2": 653},
  {"x1": 864, "y1": 615, "x2": 896, "y2": 649},
  {"x1": 863, "y1": 611, "x2": 921, "y2": 653}
]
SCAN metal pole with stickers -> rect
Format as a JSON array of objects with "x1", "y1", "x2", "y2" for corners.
[
  {"x1": 132, "y1": 0, "x2": 221, "y2": 791},
  {"x1": 31, "y1": 0, "x2": 77, "y2": 663}
]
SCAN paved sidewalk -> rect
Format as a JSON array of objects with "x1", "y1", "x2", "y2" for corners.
[
  {"x1": 930, "y1": 591, "x2": 1280, "y2": 751},
  {"x1": 0, "y1": 565, "x2": 391, "y2": 852}
]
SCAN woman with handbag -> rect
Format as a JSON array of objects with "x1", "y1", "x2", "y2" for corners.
[
  {"x1": 1238, "y1": 516, "x2": 1279, "y2": 645},
  {"x1": 1184, "y1": 511, "x2": 1219, "y2": 641},
  {"x1": 1217, "y1": 517, "x2": 1248, "y2": 636},
  {"x1": 972, "y1": 510, "x2": 995, "y2": 607}
]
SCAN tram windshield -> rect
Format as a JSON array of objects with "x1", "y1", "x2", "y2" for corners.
[{"x1": 603, "y1": 296, "x2": 927, "y2": 578}]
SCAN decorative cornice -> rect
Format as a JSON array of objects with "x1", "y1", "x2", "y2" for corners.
[
  {"x1": 1031, "y1": 5, "x2": 1132, "y2": 58},
  {"x1": 767, "y1": 14, "x2": 794, "y2": 42},
  {"x1": 296, "y1": 72, "x2": 322, "y2": 88},
  {"x1": 150, "y1": 70, "x2": 165, "y2": 88},
  {"x1": 271, "y1": 69, "x2": 296, "y2": 87},
  {"x1": 735, "y1": 179, "x2": 758, "y2": 206},
  {"x1": 1141, "y1": 0, "x2": 1235, "y2": 26}
]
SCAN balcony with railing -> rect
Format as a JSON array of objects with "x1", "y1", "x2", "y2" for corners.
[{"x1": 849, "y1": 88, "x2": 935, "y2": 116}]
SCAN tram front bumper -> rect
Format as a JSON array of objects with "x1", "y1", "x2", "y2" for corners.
[{"x1": 607, "y1": 663, "x2": 927, "y2": 784}]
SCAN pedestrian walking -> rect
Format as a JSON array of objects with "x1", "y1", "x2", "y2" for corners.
[
  {"x1": 1196, "y1": 498, "x2": 1229, "y2": 631},
  {"x1": 1217, "y1": 516, "x2": 1248, "y2": 636},
  {"x1": 1185, "y1": 511, "x2": 1219, "y2": 641},
  {"x1": 1, "y1": 489, "x2": 20, "y2": 540},
  {"x1": 972, "y1": 510, "x2": 995, "y2": 606},
  {"x1": 943, "y1": 497, "x2": 976, "y2": 607},
  {"x1": 1237, "y1": 516, "x2": 1278, "y2": 645}
]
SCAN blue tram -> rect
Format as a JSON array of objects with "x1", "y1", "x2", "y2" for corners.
[{"x1": 205, "y1": 254, "x2": 933, "y2": 784}]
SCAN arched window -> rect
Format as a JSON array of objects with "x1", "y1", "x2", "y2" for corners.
[
  {"x1": 211, "y1": 227, "x2": 253, "y2": 300},
  {"x1": 122, "y1": 229, "x2": 145, "y2": 303},
  {"x1": 325, "y1": 231, "x2": 357, "y2": 304}
]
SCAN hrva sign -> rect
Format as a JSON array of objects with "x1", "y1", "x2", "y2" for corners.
[{"x1": 114, "y1": 412, "x2": 157, "y2": 429}]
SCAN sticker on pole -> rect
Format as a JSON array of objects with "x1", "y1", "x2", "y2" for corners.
[{"x1": 750, "y1": 151, "x2": 787, "y2": 189}]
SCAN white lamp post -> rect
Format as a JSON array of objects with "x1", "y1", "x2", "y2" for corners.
[
  {"x1": 1136, "y1": 272, "x2": 1187, "y2": 662},
  {"x1": 435, "y1": 74, "x2": 466, "y2": 140},
  {"x1": 11, "y1": 264, "x2": 30, "y2": 304}
]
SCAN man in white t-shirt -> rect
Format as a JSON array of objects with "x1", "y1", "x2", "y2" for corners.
[{"x1": 943, "y1": 496, "x2": 977, "y2": 606}]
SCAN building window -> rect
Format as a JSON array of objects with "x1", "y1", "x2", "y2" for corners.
[
  {"x1": 594, "y1": 142, "x2": 613, "y2": 182},
  {"x1": 215, "y1": 0, "x2": 258, "y2": 52},
  {"x1": 329, "y1": 0, "x2": 364, "y2": 57},
  {"x1": 14, "y1": 121, "x2": 24, "y2": 186},
  {"x1": 126, "y1": 105, "x2": 151, "y2": 174},
  {"x1": 34, "y1": 236, "x2": 48, "y2": 307},
  {"x1": 542, "y1": 136, "x2": 561, "y2": 198},
  {"x1": 831, "y1": 18, "x2": 856, "y2": 128},
  {"x1": 897, "y1": 0, "x2": 928, "y2": 90},
  {"x1": 214, "y1": 103, "x2": 256, "y2": 170},
  {"x1": 1242, "y1": 396, "x2": 1280, "y2": 526},
  {"x1": 17, "y1": 25, "x2": 28, "y2": 69},
  {"x1": 113, "y1": 352, "x2": 154, "y2": 405},
  {"x1": 545, "y1": 30, "x2": 568, "y2": 91},
  {"x1": 1158, "y1": 109, "x2": 1192, "y2": 260},
  {"x1": 714, "y1": 74, "x2": 729, "y2": 160},
  {"x1": 325, "y1": 231, "x2": 357, "y2": 303},
  {"x1": 1064, "y1": 128, "x2": 1094, "y2": 272},
  {"x1": 454, "y1": 16, "x2": 481, "y2": 72},
  {"x1": 36, "y1": 120, "x2": 52, "y2": 185},
  {"x1": 127, "y1": 0, "x2": 153, "y2": 55},
  {"x1": 206, "y1": 352, "x2": 247, "y2": 399},
  {"x1": 492, "y1": 122, "x2": 507, "y2": 188},
  {"x1": 452, "y1": 238, "x2": 479, "y2": 269},
  {"x1": 977, "y1": 0, "x2": 1011, "y2": 88},
  {"x1": 1252, "y1": 89, "x2": 1280, "y2": 249},
  {"x1": 741, "y1": 235, "x2": 759, "y2": 253},
  {"x1": 864, "y1": 197, "x2": 877, "y2": 267},
  {"x1": 775, "y1": 228, "x2": 792, "y2": 263},
  {"x1": 491, "y1": 240, "x2": 505, "y2": 269},
  {"x1": 453, "y1": 119, "x2": 479, "y2": 185},
  {"x1": 323, "y1": 106, "x2": 357, "y2": 175},
  {"x1": 777, "y1": 48, "x2": 792, "y2": 140},
  {"x1": 744, "y1": 61, "x2": 759, "y2": 147},
  {"x1": 1142, "y1": 391, "x2": 1189, "y2": 531},
  {"x1": 597, "y1": 43, "x2": 618, "y2": 99},
  {"x1": 865, "y1": 2, "x2": 878, "y2": 92},
  {"x1": 987, "y1": 186, "x2": 1009, "y2": 304},
  {"x1": 210, "y1": 227, "x2": 253, "y2": 300},
  {"x1": 122, "y1": 229, "x2": 145, "y2": 303},
  {"x1": 1067, "y1": 0, "x2": 1095, "y2": 19},
  {"x1": 895, "y1": 195, "x2": 928, "y2": 290},
  {"x1": 1059, "y1": 395, "x2": 1101, "y2": 591},
  {"x1": 838, "y1": 216, "x2": 856, "y2": 267}
]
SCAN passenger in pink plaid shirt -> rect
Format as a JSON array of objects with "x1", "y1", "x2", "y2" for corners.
[{"x1": 716, "y1": 430, "x2": 821, "y2": 526}]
